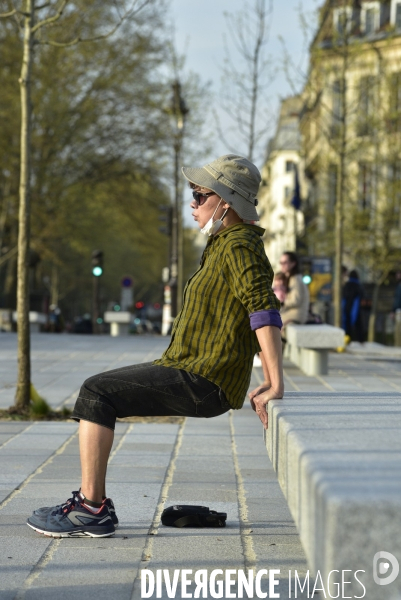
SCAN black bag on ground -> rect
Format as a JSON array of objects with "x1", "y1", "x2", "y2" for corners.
[{"x1": 161, "y1": 505, "x2": 227, "y2": 528}]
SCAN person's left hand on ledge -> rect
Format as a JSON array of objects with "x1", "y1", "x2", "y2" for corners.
[{"x1": 249, "y1": 386, "x2": 284, "y2": 429}]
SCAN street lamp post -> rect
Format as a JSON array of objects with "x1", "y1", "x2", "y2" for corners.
[{"x1": 170, "y1": 80, "x2": 189, "y2": 318}]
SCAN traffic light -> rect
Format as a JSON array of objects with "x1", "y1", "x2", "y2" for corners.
[
  {"x1": 159, "y1": 205, "x2": 173, "y2": 236},
  {"x1": 301, "y1": 256, "x2": 313, "y2": 285},
  {"x1": 92, "y1": 250, "x2": 103, "y2": 277}
]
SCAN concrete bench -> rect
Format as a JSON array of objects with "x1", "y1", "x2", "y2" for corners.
[
  {"x1": 103, "y1": 311, "x2": 132, "y2": 336},
  {"x1": 0, "y1": 309, "x2": 13, "y2": 332},
  {"x1": 266, "y1": 392, "x2": 401, "y2": 598},
  {"x1": 12, "y1": 311, "x2": 47, "y2": 333},
  {"x1": 286, "y1": 324, "x2": 344, "y2": 376}
]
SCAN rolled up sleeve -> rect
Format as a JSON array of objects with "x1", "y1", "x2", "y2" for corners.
[{"x1": 249, "y1": 309, "x2": 282, "y2": 330}]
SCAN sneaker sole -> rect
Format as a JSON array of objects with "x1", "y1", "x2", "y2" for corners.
[{"x1": 27, "y1": 521, "x2": 115, "y2": 538}]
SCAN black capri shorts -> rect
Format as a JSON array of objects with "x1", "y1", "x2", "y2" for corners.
[{"x1": 71, "y1": 362, "x2": 231, "y2": 431}]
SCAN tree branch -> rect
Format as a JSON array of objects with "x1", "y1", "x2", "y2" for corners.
[
  {"x1": 35, "y1": 0, "x2": 150, "y2": 43},
  {"x1": 0, "y1": 8, "x2": 16, "y2": 18},
  {"x1": 0, "y1": 245, "x2": 18, "y2": 267},
  {"x1": 31, "y1": 0, "x2": 69, "y2": 33}
]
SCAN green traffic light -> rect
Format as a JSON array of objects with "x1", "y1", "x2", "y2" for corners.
[
  {"x1": 302, "y1": 274, "x2": 312, "y2": 285},
  {"x1": 92, "y1": 266, "x2": 103, "y2": 277}
]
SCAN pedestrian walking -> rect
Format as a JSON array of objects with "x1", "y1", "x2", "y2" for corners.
[
  {"x1": 391, "y1": 269, "x2": 401, "y2": 315},
  {"x1": 342, "y1": 269, "x2": 364, "y2": 343},
  {"x1": 27, "y1": 154, "x2": 284, "y2": 539}
]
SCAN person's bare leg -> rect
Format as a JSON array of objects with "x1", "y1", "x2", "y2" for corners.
[{"x1": 79, "y1": 420, "x2": 114, "y2": 503}]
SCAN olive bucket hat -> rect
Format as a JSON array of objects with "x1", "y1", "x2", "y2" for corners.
[{"x1": 182, "y1": 154, "x2": 261, "y2": 221}]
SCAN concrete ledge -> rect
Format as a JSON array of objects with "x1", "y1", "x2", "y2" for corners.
[
  {"x1": 286, "y1": 324, "x2": 344, "y2": 348},
  {"x1": 104, "y1": 311, "x2": 132, "y2": 336},
  {"x1": 103, "y1": 311, "x2": 132, "y2": 323},
  {"x1": 12, "y1": 311, "x2": 47, "y2": 333},
  {"x1": 266, "y1": 392, "x2": 401, "y2": 597},
  {"x1": 286, "y1": 325, "x2": 344, "y2": 375}
]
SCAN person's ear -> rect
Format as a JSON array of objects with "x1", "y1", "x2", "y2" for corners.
[{"x1": 222, "y1": 202, "x2": 230, "y2": 210}]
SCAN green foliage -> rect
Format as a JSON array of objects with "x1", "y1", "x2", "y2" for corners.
[
  {"x1": 0, "y1": 0, "x2": 213, "y2": 319},
  {"x1": 30, "y1": 395, "x2": 51, "y2": 418},
  {"x1": 0, "y1": 1, "x2": 186, "y2": 316}
]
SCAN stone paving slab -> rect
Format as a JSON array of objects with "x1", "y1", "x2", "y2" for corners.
[
  {"x1": 0, "y1": 423, "x2": 77, "y2": 505},
  {"x1": 1, "y1": 334, "x2": 401, "y2": 599},
  {"x1": 0, "y1": 333, "x2": 171, "y2": 409},
  {"x1": 0, "y1": 413, "x2": 311, "y2": 600}
]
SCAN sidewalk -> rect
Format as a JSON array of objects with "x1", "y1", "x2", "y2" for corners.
[{"x1": 0, "y1": 334, "x2": 400, "y2": 599}]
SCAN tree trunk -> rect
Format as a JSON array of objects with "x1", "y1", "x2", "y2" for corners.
[
  {"x1": 368, "y1": 282, "x2": 380, "y2": 343},
  {"x1": 15, "y1": 0, "x2": 34, "y2": 410},
  {"x1": 334, "y1": 52, "x2": 348, "y2": 328},
  {"x1": 334, "y1": 153, "x2": 345, "y2": 328}
]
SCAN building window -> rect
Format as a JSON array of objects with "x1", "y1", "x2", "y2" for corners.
[
  {"x1": 388, "y1": 71, "x2": 401, "y2": 132},
  {"x1": 285, "y1": 161, "x2": 295, "y2": 173},
  {"x1": 391, "y1": 1, "x2": 401, "y2": 28},
  {"x1": 357, "y1": 76, "x2": 376, "y2": 136},
  {"x1": 362, "y1": 2, "x2": 380, "y2": 34},
  {"x1": 333, "y1": 7, "x2": 353, "y2": 35},
  {"x1": 388, "y1": 162, "x2": 401, "y2": 224},
  {"x1": 358, "y1": 163, "x2": 374, "y2": 211},
  {"x1": 284, "y1": 186, "x2": 291, "y2": 201},
  {"x1": 331, "y1": 80, "x2": 344, "y2": 137},
  {"x1": 397, "y1": 3, "x2": 401, "y2": 28},
  {"x1": 366, "y1": 8, "x2": 375, "y2": 33}
]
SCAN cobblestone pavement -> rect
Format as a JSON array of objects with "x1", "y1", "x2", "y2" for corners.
[{"x1": 0, "y1": 333, "x2": 400, "y2": 599}]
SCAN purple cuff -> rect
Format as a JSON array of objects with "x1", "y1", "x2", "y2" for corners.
[{"x1": 249, "y1": 309, "x2": 283, "y2": 331}]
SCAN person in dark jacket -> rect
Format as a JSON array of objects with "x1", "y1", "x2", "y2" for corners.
[
  {"x1": 342, "y1": 270, "x2": 364, "y2": 343},
  {"x1": 392, "y1": 270, "x2": 401, "y2": 315}
]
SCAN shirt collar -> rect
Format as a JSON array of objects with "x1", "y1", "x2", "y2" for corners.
[
  {"x1": 203, "y1": 223, "x2": 265, "y2": 252},
  {"x1": 214, "y1": 223, "x2": 265, "y2": 239}
]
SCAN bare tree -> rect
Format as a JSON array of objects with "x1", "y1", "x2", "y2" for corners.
[
  {"x1": 217, "y1": 0, "x2": 275, "y2": 162},
  {"x1": 0, "y1": 0, "x2": 152, "y2": 410}
]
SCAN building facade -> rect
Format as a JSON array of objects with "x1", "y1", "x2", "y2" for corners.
[
  {"x1": 300, "y1": 0, "x2": 401, "y2": 279},
  {"x1": 259, "y1": 96, "x2": 306, "y2": 270}
]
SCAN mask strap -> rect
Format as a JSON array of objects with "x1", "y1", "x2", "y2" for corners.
[
  {"x1": 211, "y1": 199, "x2": 223, "y2": 220},
  {"x1": 220, "y1": 207, "x2": 229, "y2": 221}
]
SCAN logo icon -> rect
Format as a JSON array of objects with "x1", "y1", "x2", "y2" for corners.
[{"x1": 373, "y1": 552, "x2": 400, "y2": 586}]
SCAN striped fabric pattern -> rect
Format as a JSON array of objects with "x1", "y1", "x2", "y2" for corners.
[{"x1": 154, "y1": 224, "x2": 280, "y2": 409}]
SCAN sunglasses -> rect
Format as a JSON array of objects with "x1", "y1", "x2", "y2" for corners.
[{"x1": 192, "y1": 191, "x2": 216, "y2": 206}]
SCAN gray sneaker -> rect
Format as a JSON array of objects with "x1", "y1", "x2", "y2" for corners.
[
  {"x1": 33, "y1": 490, "x2": 119, "y2": 528},
  {"x1": 27, "y1": 496, "x2": 115, "y2": 538}
]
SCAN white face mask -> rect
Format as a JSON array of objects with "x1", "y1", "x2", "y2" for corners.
[{"x1": 201, "y1": 201, "x2": 229, "y2": 236}]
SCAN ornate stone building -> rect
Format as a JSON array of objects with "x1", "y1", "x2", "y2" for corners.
[
  {"x1": 300, "y1": 0, "x2": 401, "y2": 276},
  {"x1": 259, "y1": 96, "x2": 306, "y2": 270}
]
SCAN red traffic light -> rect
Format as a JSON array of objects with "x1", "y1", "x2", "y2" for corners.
[{"x1": 135, "y1": 301, "x2": 145, "y2": 309}]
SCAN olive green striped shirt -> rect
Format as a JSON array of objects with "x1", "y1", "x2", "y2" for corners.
[{"x1": 154, "y1": 223, "x2": 280, "y2": 409}]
